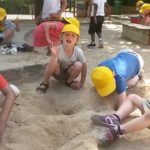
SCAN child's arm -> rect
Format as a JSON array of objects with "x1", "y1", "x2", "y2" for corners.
[
  {"x1": 44, "y1": 22, "x2": 57, "y2": 46},
  {"x1": 13, "y1": 18, "x2": 20, "y2": 32},
  {"x1": 58, "y1": 0, "x2": 68, "y2": 16},
  {"x1": 80, "y1": 63, "x2": 87, "y2": 87}
]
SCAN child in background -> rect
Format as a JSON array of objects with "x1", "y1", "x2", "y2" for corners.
[
  {"x1": 139, "y1": 3, "x2": 150, "y2": 26},
  {"x1": 0, "y1": 7, "x2": 20, "y2": 45},
  {"x1": 35, "y1": 0, "x2": 68, "y2": 25},
  {"x1": 87, "y1": 0, "x2": 108, "y2": 48},
  {"x1": 36, "y1": 24, "x2": 87, "y2": 93},
  {"x1": 33, "y1": 17, "x2": 80, "y2": 55}
]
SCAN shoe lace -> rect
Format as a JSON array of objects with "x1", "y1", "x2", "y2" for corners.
[{"x1": 105, "y1": 115, "x2": 119, "y2": 126}]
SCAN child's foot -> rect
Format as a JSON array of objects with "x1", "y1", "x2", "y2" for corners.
[
  {"x1": 36, "y1": 83, "x2": 49, "y2": 93},
  {"x1": 98, "y1": 128, "x2": 119, "y2": 147},
  {"x1": 91, "y1": 114, "x2": 120, "y2": 128},
  {"x1": 87, "y1": 42, "x2": 96, "y2": 48},
  {"x1": 99, "y1": 40, "x2": 104, "y2": 48}
]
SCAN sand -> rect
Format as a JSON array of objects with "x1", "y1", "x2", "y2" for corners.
[{"x1": 0, "y1": 21, "x2": 150, "y2": 150}]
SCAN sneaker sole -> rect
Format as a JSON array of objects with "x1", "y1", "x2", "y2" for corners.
[
  {"x1": 98, "y1": 129, "x2": 118, "y2": 147},
  {"x1": 98, "y1": 132, "x2": 110, "y2": 147}
]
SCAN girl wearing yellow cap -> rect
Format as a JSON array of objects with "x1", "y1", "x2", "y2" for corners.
[{"x1": 36, "y1": 24, "x2": 87, "y2": 93}]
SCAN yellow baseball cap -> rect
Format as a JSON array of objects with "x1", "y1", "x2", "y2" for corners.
[
  {"x1": 139, "y1": 3, "x2": 150, "y2": 14},
  {"x1": 0, "y1": 7, "x2": 6, "y2": 21},
  {"x1": 64, "y1": 17, "x2": 80, "y2": 28},
  {"x1": 62, "y1": 24, "x2": 80, "y2": 36},
  {"x1": 91, "y1": 66, "x2": 116, "y2": 97},
  {"x1": 136, "y1": 0, "x2": 144, "y2": 8}
]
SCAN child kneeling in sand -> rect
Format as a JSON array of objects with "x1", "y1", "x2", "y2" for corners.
[
  {"x1": 0, "y1": 7, "x2": 20, "y2": 45},
  {"x1": 36, "y1": 24, "x2": 87, "y2": 93}
]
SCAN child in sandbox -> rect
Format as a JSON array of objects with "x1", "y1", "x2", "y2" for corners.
[{"x1": 36, "y1": 24, "x2": 87, "y2": 93}]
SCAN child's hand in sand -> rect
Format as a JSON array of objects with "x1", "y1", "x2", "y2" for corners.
[{"x1": 70, "y1": 81, "x2": 82, "y2": 90}]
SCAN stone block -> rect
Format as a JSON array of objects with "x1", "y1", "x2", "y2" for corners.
[{"x1": 122, "y1": 23, "x2": 150, "y2": 45}]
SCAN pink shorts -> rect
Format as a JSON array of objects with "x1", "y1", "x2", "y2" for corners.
[{"x1": 33, "y1": 24, "x2": 48, "y2": 47}]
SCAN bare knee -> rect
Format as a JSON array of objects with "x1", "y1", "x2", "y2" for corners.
[
  {"x1": 69, "y1": 62, "x2": 82, "y2": 74},
  {"x1": 73, "y1": 62, "x2": 82, "y2": 71}
]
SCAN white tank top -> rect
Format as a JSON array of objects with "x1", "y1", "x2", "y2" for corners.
[
  {"x1": 42, "y1": 0, "x2": 61, "y2": 19},
  {"x1": 91, "y1": 0, "x2": 106, "y2": 16}
]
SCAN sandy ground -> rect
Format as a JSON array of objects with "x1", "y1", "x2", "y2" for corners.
[{"x1": 0, "y1": 20, "x2": 150, "y2": 150}]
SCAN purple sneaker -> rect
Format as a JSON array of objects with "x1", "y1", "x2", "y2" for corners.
[
  {"x1": 91, "y1": 114, "x2": 120, "y2": 128},
  {"x1": 98, "y1": 128, "x2": 118, "y2": 147}
]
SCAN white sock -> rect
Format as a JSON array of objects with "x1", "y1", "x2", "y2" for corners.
[{"x1": 10, "y1": 84, "x2": 20, "y2": 97}]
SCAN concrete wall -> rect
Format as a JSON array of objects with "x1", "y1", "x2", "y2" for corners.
[{"x1": 122, "y1": 23, "x2": 150, "y2": 45}]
